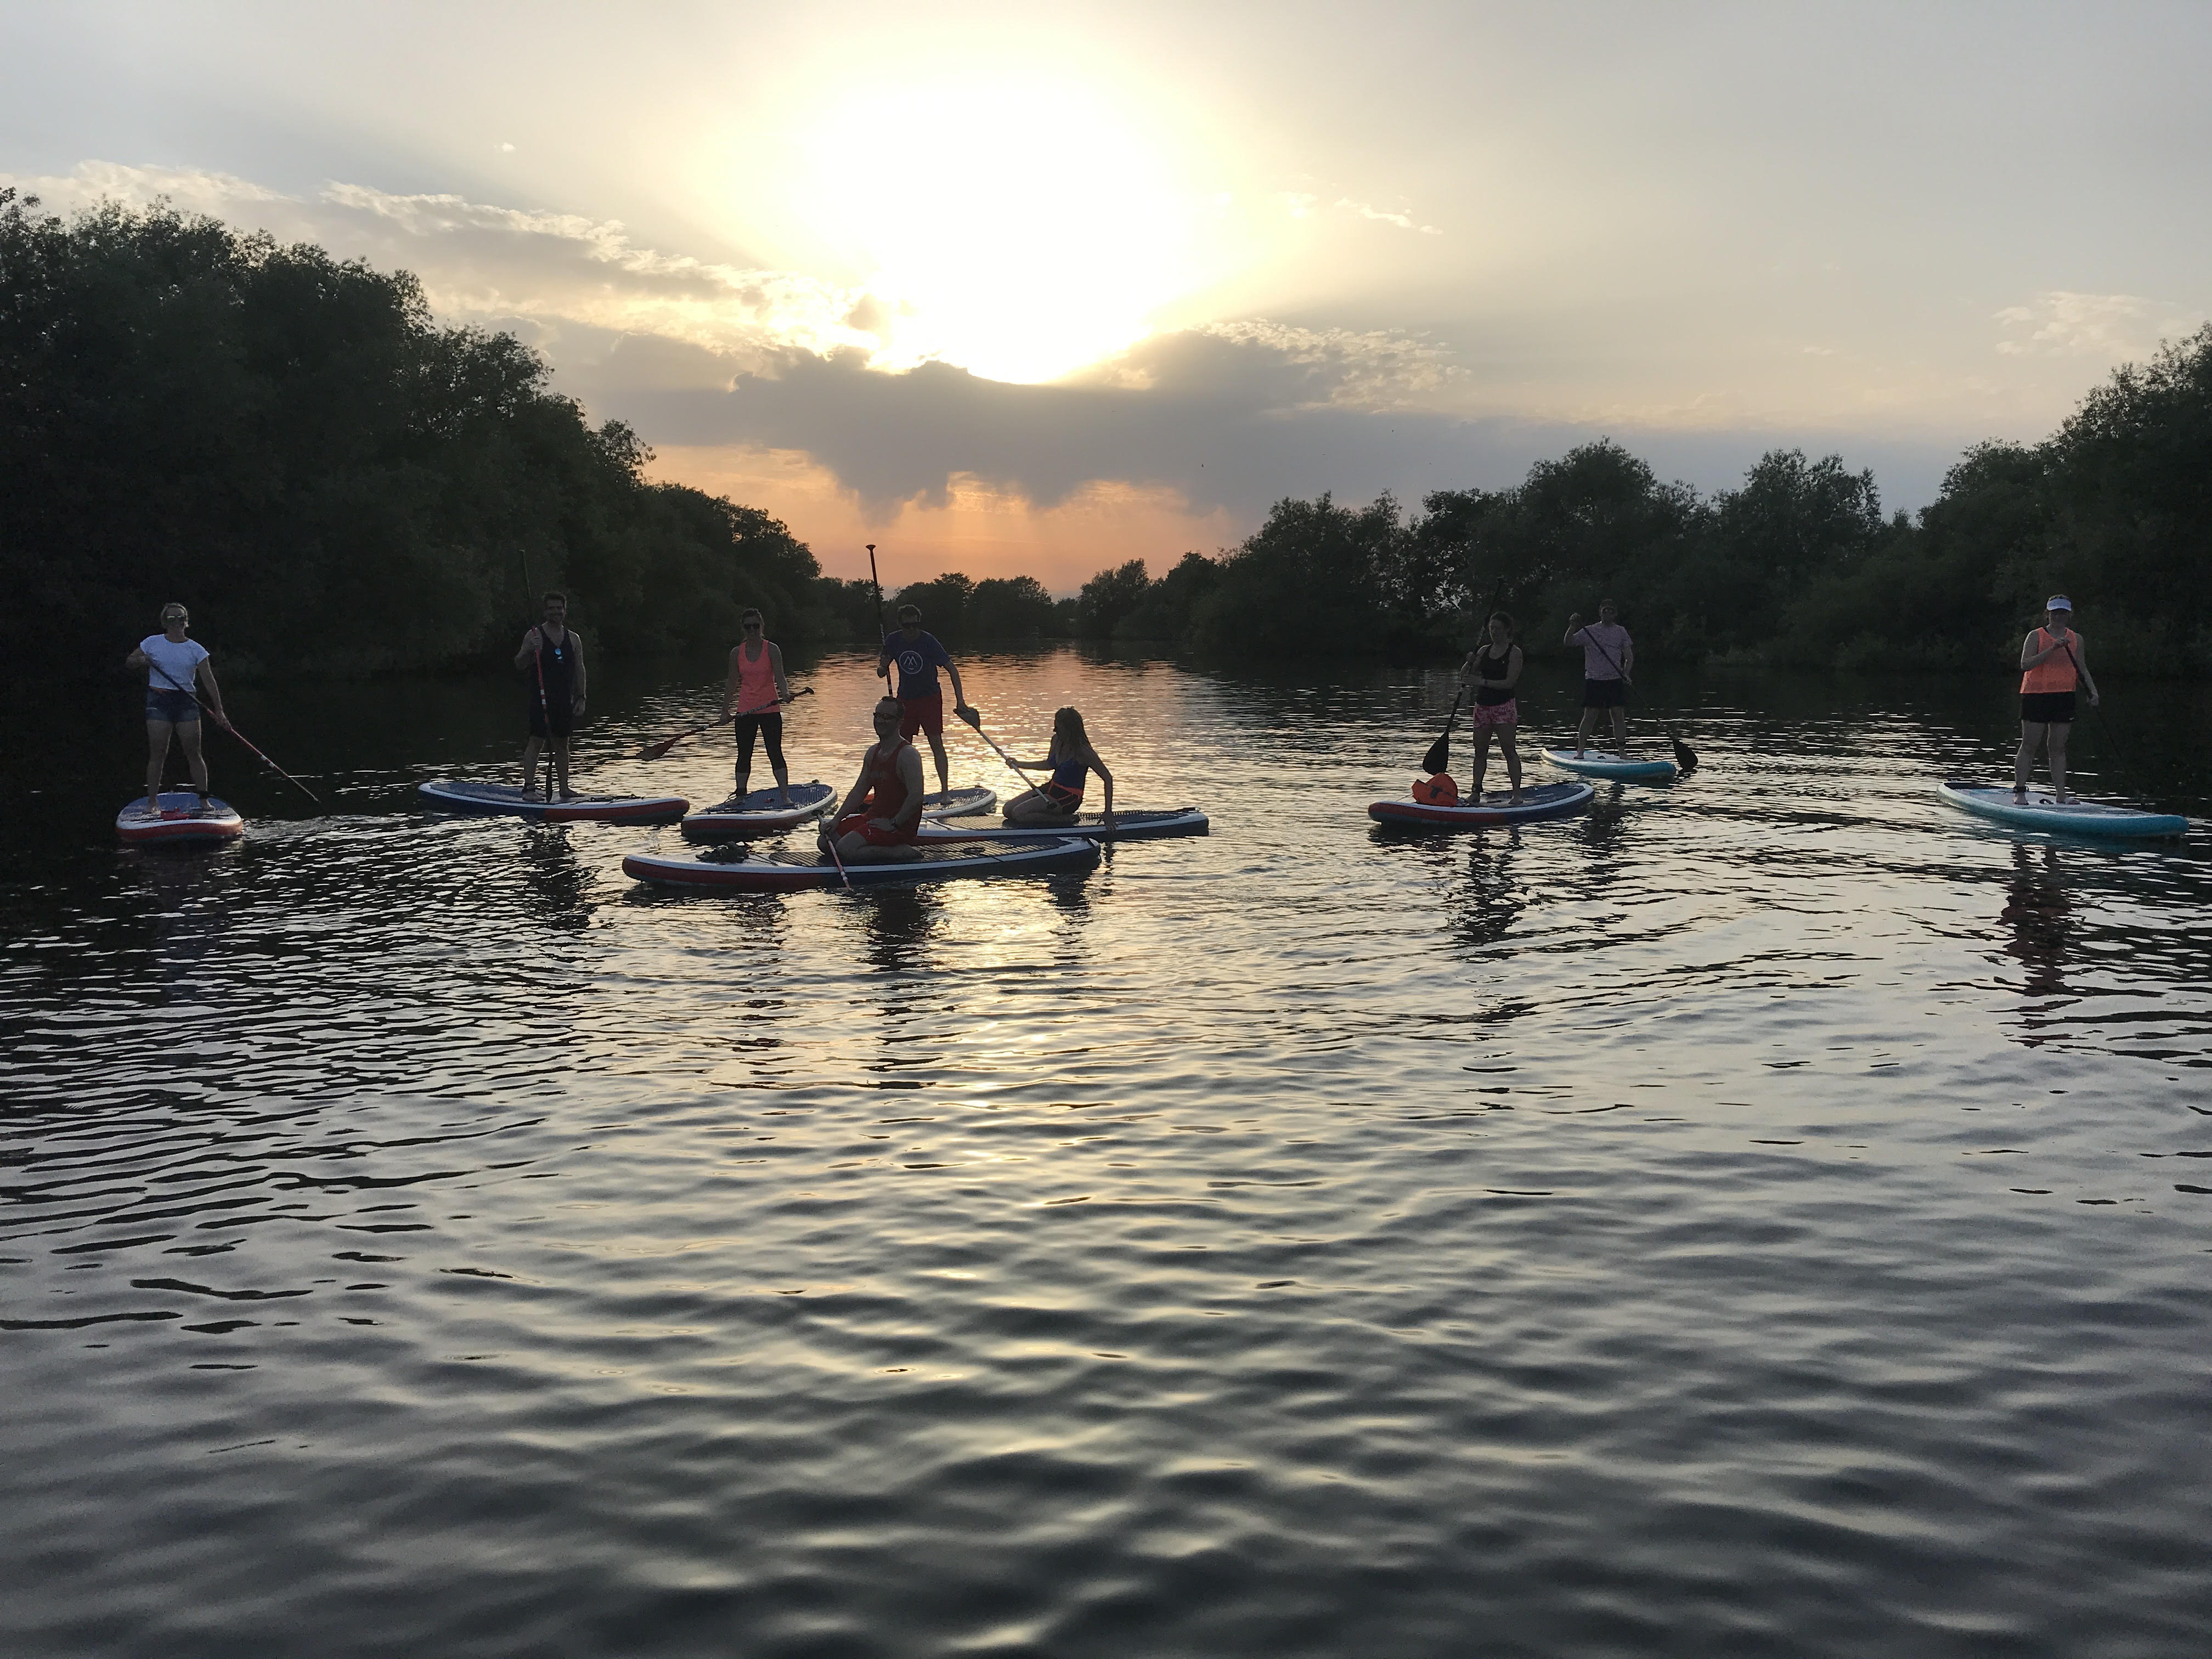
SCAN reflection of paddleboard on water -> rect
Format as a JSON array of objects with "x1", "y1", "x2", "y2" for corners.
[
  {"x1": 417, "y1": 781, "x2": 688, "y2": 823},
  {"x1": 1939, "y1": 782, "x2": 2186, "y2": 839},
  {"x1": 1541, "y1": 749, "x2": 1678, "y2": 783},
  {"x1": 1370, "y1": 782, "x2": 1595, "y2": 828},
  {"x1": 916, "y1": 808, "x2": 1209, "y2": 844},
  {"x1": 116, "y1": 793, "x2": 244, "y2": 845},
  {"x1": 623, "y1": 836, "x2": 1098, "y2": 891},
  {"x1": 681, "y1": 782, "x2": 837, "y2": 840},
  {"x1": 919, "y1": 787, "x2": 995, "y2": 819}
]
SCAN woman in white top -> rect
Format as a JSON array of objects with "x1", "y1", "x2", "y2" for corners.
[{"x1": 124, "y1": 603, "x2": 230, "y2": 815}]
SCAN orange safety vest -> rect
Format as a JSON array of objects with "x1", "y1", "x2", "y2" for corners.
[{"x1": 2019, "y1": 628, "x2": 2079, "y2": 694}]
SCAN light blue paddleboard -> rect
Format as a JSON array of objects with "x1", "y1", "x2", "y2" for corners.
[
  {"x1": 1939, "y1": 781, "x2": 2186, "y2": 839},
  {"x1": 1541, "y1": 748, "x2": 1678, "y2": 783}
]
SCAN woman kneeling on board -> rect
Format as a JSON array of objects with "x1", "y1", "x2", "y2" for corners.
[
  {"x1": 1003, "y1": 707, "x2": 1114, "y2": 826},
  {"x1": 126, "y1": 602, "x2": 232, "y2": 816},
  {"x1": 2016, "y1": 595, "x2": 2099, "y2": 802},
  {"x1": 1458, "y1": 611, "x2": 1524, "y2": 805},
  {"x1": 820, "y1": 698, "x2": 927, "y2": 863}
]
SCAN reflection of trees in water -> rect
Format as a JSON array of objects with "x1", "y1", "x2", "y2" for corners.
[
  {"x1": 2000, "y1": 843, "x2": 2073, "y2": 1007},
  {"x1": 520, "y1": 827, "x2": 594, "y2": 932},
  {"x1": 1452, "y1": 828, "x2": 1527, "y2": 950}
]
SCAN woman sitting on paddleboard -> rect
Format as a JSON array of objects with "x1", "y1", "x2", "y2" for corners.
[
  {"x1": 720, "y1": 607, "x2": 795, "y2": 808},
  {"x1": 1457, "y1": 611, "x2": 1524, "y2": 806},
  {"x1": 125, "y1": 602, "x2": 231, "y2": 816},
  {"x1": 1003, "y1": 707, "x2": 1114, "y2": 827},
  {"x1": 820, "y1": 697, "x2": 927, "y2": 864},
  {"x1": 2016, "y1": 595, "x2": 2100, "y2": 802}
]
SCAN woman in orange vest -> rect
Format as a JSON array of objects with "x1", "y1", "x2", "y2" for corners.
[{"x1": 2015, "y1": 595, "x2": 2101, "y2": 801}]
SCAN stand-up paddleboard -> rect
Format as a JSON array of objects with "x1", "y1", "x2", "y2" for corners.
[
  {"x1": 418, "y1": 780, "x2": 687, "y2": 823},
  {"x1": 920, "y1": 786, "x2": 996, "y2": 819},
  {"x1": 1370, "y1": 781, "x2": 1594, "y2": 828},
  {"x1": 916, "y1": 806, "x2": 1209, "y2": 844},
  {"x1": 1939, "y1": 781, "x2": 2186, "y2": 839},
  {"x1": 116, "y1": 792, "x2": 245, "y2": 845},
  {"x1": 623, "y1": 835, "x2": 1099, "y2": 891},
  {"x1": 680, "y1": 781, "x2": 836, "y2": 839},
  {"x1": 1542, "y1": 748, "x2": 1678, "y2": 783}
]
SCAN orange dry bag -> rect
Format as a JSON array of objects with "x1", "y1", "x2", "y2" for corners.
[{"x1": 1412, "y1": 774, "x2": 1459, "y2": 805}]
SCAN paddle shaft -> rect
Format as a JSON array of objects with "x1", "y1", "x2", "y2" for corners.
[
  {"x1": 2053, "y1": 633, "x2": 2134, "y2": 786},
  {"x1": 867, "y1": 544, "x2": 887, "y2": 642},
  {"x1": 144, "y1": 663, "x2": 320, "y2": 804}
]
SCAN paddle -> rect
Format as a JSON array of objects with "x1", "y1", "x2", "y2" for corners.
[
  {"x1": 867, "y1": 543, "x2": 887, "y2": 642},
  {"x1": 2052, "y1": 631, "x2": 2134, "y2": 800},
  {"x1": 1572, "y1": 621, "x2": 1698, "y2": 775},
  {"x1": 145, "y1": 664, "x2": 321, "y2": 805},
  {"x1": 1420, "y1": 687, "x2": 1464, "y2": 776},
  {"x1": 635, "y1": 688, "x2": 814, "y2": 760},
  {"x1": 955, "y1": 706, "x2": 1047, "y2": 790}
]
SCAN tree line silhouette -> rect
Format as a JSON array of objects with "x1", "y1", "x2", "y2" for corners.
[{"x1": 9, "y1": 191, "x2": 2204, "y2": 679}]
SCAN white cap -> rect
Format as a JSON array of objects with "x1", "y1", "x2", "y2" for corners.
[{"x1": 2045, "y1": 594, "x2": 2072, "y2": 611}]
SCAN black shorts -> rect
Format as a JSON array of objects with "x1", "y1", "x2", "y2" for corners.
[
  {"x1": 529, "y1": 697, "x2": 576, "y2": 740},
  {"x1": 2021, "y1": 691, "x2": 2075, "y2": 725},
  {"x1": 1583, "y1": 678, "x2": 1628, "y2": 709}
]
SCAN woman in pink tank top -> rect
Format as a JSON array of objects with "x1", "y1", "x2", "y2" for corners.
[
  {"x1": 720, "y1": 609, "x2": 794, "y2": 807},
  {"x1": 2013, "y1": 595, "x2": 2100, "y2": 801}
]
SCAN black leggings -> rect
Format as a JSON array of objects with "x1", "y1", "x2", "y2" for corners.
[{"x1": 735, "y1": 713, "x2": 785, "y2": 777}]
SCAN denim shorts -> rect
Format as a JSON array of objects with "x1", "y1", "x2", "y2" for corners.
[{"x1": 146, "y1": 690, "x2": 200, "y2": 725}]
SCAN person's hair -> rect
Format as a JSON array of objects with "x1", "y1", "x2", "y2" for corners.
[
  {"x1": 1598, "y1": 598, "x2": 1617, "y2": 611},
  {"x1": 874, "y1": 697, "x2": 902, "y2": 719},
  {"x1": 1053, "y1": 707, "x2": 1090, "y2": 751},
  {"x1": 1487, "y1": 610, "x2": 1515, "y2": 636},
  {"x1": 740, "y1": 607, "x2": 763, "y2": 625},
  {"x1": 897, "y1": 604, "x2": 921, "y2": 623},
  {"x1": 160, "y1": 602, "x2": 188, "y2": 621},
  {"x1": 543, "y1": 590, "x2": 567, "y2": 607}
]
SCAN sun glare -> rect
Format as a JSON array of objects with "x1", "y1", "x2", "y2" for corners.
[{"x1": 786, "y1": 74, "x2": 1203, "y2": 384}]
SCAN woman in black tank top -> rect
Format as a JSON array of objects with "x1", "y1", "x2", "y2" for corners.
[{"x1": 1456, "y1": 611, "x2": 1525, "y2": 805}]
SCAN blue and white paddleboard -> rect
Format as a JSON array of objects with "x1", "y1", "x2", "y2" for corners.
[
  {"x1": 1939, "y1": 781, "x2": 2186, "y2": 839},
  {"x1": 916, "y1": 806, "x2": 1209, "y2": 844},
  {"x1": 1541, "y1": 748, "x2": 1678, "y2": 783},
  {"x1": 418, "y1": 780, "x2": 688, "y2": 823},
  {"x1": 1370, "y1": 781, "x2": 1594, "y2": 828},
  {"x1": 681, "y1": 782, "x2": 837, "y2": 839},
  {"x1": 919, "y1": 786, "x2": 996, "y2": 819}
]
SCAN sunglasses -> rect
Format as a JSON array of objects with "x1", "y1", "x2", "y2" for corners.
[{"x1": 743, "y1": 620, "x2": 762, "y2": 629}]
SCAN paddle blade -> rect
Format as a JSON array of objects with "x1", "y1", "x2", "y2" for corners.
[
  {"x1": 1420, "y1": 732, "x2": 1451, "y2": 775},
  {"x1": 635, "y1": 726, "x2": 702, "y2": 761},
  {"x1": 1671, "y1": 732, "x2": 1699, "y2": 775}
]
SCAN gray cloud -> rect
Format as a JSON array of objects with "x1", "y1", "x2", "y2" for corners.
[{"x1": 573, "y1": 330, "x2": 1963, "y2": 521}]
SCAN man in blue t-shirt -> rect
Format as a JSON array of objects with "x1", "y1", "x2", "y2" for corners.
[{"x1": 876, "y1": 603, "x2": 974, "y2": 795}]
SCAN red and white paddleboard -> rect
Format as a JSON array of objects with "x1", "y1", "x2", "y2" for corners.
[
  {"x1": 681, "y1": 781, "x2": 837, "y2": 839},
  {"x1": 417, "y1": 780, "x2": 687, "y2": 824},
  {"x1": 624, "y1": 836, "x2": 1099, "y2": 892},
  {"x1": 116, "y1": 793, "x2": 245, "y2": 845}
]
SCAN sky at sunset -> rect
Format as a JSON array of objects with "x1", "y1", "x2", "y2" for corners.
[{"x1": 6, "y1": 1, "x2": 2209, "y2": 591}]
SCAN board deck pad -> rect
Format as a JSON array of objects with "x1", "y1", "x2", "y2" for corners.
[
  {"x1": 624, "y1": 834, "x2": 1099, "y2": 890},
  {"x1": 1370, "y1": 781, "x2": 1594, "y2": 828},
  {"x1": 1540, "y1": 749, "x2": 1678, "y2": 783},
  {"x1": 116, "y1": 792, "x2": 245, "y2": 845},
  {"x1": 916, "y1": 806, "x2": 1209, "y2": 844},
  {"x1": 418, "y1": 780, "x2": 687, "y2": 823},
  {"x1": 1939, "y1": 781, "x2": 2186, "y2": 838}
]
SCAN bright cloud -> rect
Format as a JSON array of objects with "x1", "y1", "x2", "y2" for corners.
[{"x1": 1994, "y1": 291, "x2": 2205, "y2": 361}]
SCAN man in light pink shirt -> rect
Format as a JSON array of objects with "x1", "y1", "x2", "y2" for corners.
[{"x1": 1564, "y1": 601, "x2": 1634, "y2": 756}]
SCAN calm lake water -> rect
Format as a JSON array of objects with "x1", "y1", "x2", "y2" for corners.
[{"x1": 4, "y1": 645, "x2": 2210, "y2": 1658}]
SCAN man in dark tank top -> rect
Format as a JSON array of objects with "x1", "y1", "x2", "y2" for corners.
[{"x1": 516, "y1": 591, "x2": 587, "y2": 799}]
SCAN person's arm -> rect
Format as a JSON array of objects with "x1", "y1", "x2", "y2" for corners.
[
  {"x1": 721, "y1": 647, "x2": 743, "y2": 720},
  {"x1": 769, "y1": 642, "x2": 792, "y2": 704},
  {"x1": 828, "y1": 759, "x2": 872, "y2": 823},
  {"x1": 1457, "y1": 651, "x2": 1479, "y2": 686},
  {"x1": 882, "y1": 747, "x2": 927, "y2": 832},
  {"x1": 1499, "y1": 646, "x2": 1523, "y2": 692},
  {"x1": 876, "y1": 640, "x2": 893, "y2": 683},
  {"x1": 1090, "y1": 747, "x2": 1113, "y2": 817},
  {"x1": 126, "y1": 645, "x2": 149, "y2": 672},
  {"x1": 2021, "y1": 630, "x2": 2070, "y2": 670},
  {"x1": 514, "y1": 628, "x2": 540, "y2": 670},
  {"x1": 194, "y1": 657, "x2": 230, "y2": 726},
  {"x1": 1619, "y1": 631, "x2": 1633, "y2": 682},
  {"x1": 944, "y1": 651, "x2": 969, "y2": 714},
  {"x1": 569, "y1": 634, "x2": 586, "y2": 709},
  {"x1": 1564, "y1": 613, "x2": 1584, "y2": 648}
]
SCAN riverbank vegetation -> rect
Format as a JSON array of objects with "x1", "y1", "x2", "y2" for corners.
[
  {"x1": 3, "y1": 190, "x2": 827, "y2": 679},
  {"x1": 13, "y1": 191, "x2": 2204, "y2": 679},
  {"x1": 1062, "y1": 326, "x2": 2211, "y2": 675}
]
